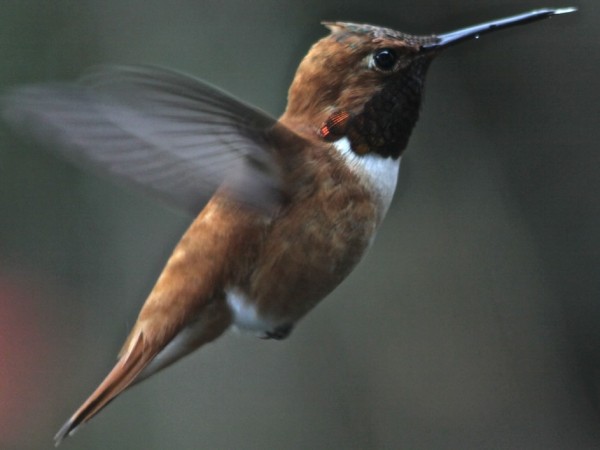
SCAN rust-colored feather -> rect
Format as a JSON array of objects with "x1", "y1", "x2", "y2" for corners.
[
  {"x1": 0, "y1": 7, "x2": 575, "y2": 447},
  {"x1": 54, "y1": 196, "x2": 248, "y2": 445},
  {"x1": 54, "y1": 332, "x2": 151, "y2": 444}
]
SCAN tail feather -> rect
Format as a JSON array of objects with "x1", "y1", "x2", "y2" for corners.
[
  {"x1": 53, "y1": 301, "x2": 232, "y2": 446},
  {"x1": 54, "y1": 332, "x2": 152, "y2": 446}
]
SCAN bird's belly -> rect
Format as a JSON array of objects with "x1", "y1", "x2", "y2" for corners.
[
  {"x1": 225, "y1": 287, "x2": 278, "y2": 334},
  {"x1": 222, "y1": 147, "x2": 390, "y2": 334},
  {"x1": 227, "y1": 220, "x2": 378, "y2": 333}
]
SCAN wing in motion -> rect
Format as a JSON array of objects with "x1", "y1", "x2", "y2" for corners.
[{"x1": 2, "y1": 65, "x2": 304, "y2": 214}]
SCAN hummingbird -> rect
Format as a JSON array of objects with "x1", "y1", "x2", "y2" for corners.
[{"x1": 1, "y1": 7, "x2": 576, "y2": 444}]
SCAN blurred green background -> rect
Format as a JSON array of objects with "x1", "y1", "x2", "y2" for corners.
[{"x1": 0, "y1": 1, "x2": 598, "y2": 449}]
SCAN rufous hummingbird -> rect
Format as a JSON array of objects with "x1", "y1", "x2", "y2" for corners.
[{"x1": 1, "y1": 7, "x2": 576, "y2": 445}]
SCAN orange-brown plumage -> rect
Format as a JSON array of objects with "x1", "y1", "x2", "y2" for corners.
[
  {"x1": 0, "y1": 7, "x2": 575, "y2": 445},
  {"x1": 55, "y1": 134, "x2": 379, "y2": 440}
]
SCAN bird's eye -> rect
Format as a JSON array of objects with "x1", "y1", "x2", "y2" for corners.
[{"x1": 373, "y1": 48, "x2": 397, "y2": 72}]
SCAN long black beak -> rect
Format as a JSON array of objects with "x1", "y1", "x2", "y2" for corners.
[{"x1": 422, "y1": 7, "x2": 577, "y2": 51}]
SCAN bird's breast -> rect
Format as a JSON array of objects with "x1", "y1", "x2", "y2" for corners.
[
  {"x1": 330, "y1": 136, "x2": 401, "y2": 222},
  {"x1": 228, "y1": 142, "x2": 397, "y2": 328}
]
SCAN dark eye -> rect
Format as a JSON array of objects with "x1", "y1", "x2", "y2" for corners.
[{"x1": 373, "y1": 48, "x2": 397, "y2": 71}]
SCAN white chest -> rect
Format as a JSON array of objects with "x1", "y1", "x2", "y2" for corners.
[{"x1": 332, "y1": 137, "x2": 400, "y2": 221}]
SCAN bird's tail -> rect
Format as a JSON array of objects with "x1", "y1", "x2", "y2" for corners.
[{"x1": 53, "y1": 331, "x2": 152, "y2": 446}]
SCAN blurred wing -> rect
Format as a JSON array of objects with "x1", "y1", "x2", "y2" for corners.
[{"x1": 1, "y1": 65, "x2": 296, "y2": 215}]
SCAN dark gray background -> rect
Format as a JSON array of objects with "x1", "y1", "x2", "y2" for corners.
[{"x1": 0, "y1": 1, "x2": 597, "y2": 449}]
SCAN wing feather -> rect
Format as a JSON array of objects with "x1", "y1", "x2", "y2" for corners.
[{"x1": 2, "y1": 65, "x2": 302, "y2": 214}]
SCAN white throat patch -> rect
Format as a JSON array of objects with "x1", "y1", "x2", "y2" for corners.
[{"x1": 332, "y1": 137, "x2": 400, "y2": 220}]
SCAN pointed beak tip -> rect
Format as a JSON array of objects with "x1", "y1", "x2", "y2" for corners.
[
  {"x1": 553, "y1": 7, "x2": 578, "y2": 15},
  {"x1": 420, "y1": 7, "x2": 578, "y2": 52}
]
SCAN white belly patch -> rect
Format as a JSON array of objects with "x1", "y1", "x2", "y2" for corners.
[{"x1": 225, "y1": 288, "x2": 273, "y2": 334}]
